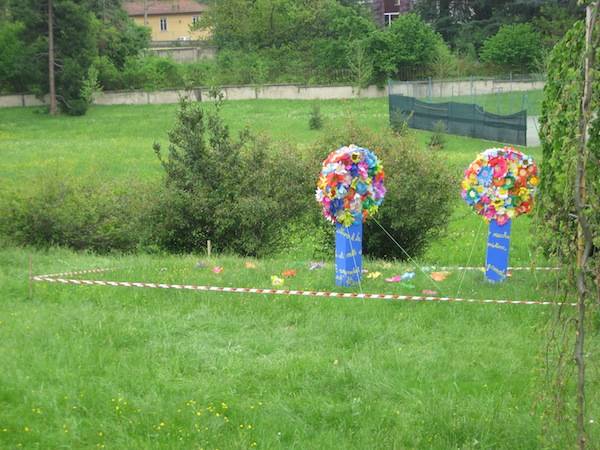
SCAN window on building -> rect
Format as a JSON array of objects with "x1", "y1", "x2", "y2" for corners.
[
  {"x1": 192, "y1": 15, "x2": 199, "y2": 25},
  {"x1": 160, "y1": 17, "x2": 168, "y2": 31},
  {"x1": 384, "y1": 12, "x2": 399, "y2": 26}
]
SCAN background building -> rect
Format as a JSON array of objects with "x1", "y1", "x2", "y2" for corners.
[
  {"x1": 123, "y1": 0, "x2": 209, "y2": 42},
  {"x1": 369, "y1": 0, "x2": 414, "y2": 26}
]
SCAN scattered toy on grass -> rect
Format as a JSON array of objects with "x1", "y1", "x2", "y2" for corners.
[
  {"x1": 309, "y1": 262, "x2": 325, "y2": 271},
  {"x1": 271, "y1": 276, "x2": 284, "y2": 286}
]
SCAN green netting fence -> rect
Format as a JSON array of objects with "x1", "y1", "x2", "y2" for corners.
[{"x1": 389, "y1": 94, "x2": 527, "y2": 146}]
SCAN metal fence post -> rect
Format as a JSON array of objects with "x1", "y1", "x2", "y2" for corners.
[{"x1": 428, "y1": 77, "x2": 432, "y2": 101}]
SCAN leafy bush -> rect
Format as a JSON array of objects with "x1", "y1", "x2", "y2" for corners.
[
  {"x1": 309, "y1": 104, "x2": 324, "y2": 130},
  {"x1": 368, "y1": 13, "x2": 450, "y2": 84},
  {"x1": 0, "y1": 21, "x2": 33, "y2": 94},
  {"x1": 537, "y1": 19, "x2": 600, "y2": 270},
  {"x1": 93, "y1": 56, "x2": 123, "y2": 91},
  {"x1": 389, "y1": 110, "x2": 412, "y2": 136},
  {"x1": 121, "y1": 56, "x2": 186, "y2": 91},
  {"x1": 0, "y1": 176, "x2": 153, "y2": 252},
  {"x1": 80, "y1": 66, "x2": 102, "y2": 105},
  {"x1": 428, "y1": 121, "x2": 447, "y2": 150},
  {"x1": 152, "y1": 97, "x2": 314, "y2": 256},
  {"x1": 480, "y1": 23, "x2": 543, "y2": 72},
  {"x1": 314, "y1": 118, "x2": 455, "y2": 259}
]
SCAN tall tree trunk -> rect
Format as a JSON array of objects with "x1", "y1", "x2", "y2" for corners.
[
  {"x1": 574, "y1": 3, "x2": 598, "y2": 449},
  {"x1": 48, "y1": 0, "x2": 57, "y2": 115}
]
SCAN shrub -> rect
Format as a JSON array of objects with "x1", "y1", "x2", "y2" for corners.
[
  {"x1": 389, "y1": 110, "x2": 412, "y2": 136},
  {"x1": 480, "y1": 23, "x2": 543, "y2": 72},
  {"x1": 428, "y1": 121, "x2": 447, "y2": 150},
  {"x1": 93, "y1": 55, "x2": 123, "y2": 91},
  {"x1": 80, "y1": 66, "x2": 102, "y2": 105},
  {"x1": 0, "y1": 21, "x2": 33, "y2": 94},
  {"x1": 314, "y1": 118, "x2": 455, "y2": 259},
  {"x1": 152, "y1": 97, "x2": 314, "y2": 256},
  {"x1": 0, "y1": 175, "x2": 153, "y2": 252},
  {"x1": 309, "y1": 104, "x2": 323, "y2": 130}
]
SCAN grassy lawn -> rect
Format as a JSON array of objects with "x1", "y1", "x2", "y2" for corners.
[
  {"x1": 3, "y1": 247, "x2": 595, "y2": 449},
  {"x1": 1, "y1": 98, "x2": 597, "y2": 448},
  {"x1": 425, "y1": 90, "x2": 543, "y2": 116},
  {"x1": 0, "y1": 96, "x2": 540, "y2": 184}
]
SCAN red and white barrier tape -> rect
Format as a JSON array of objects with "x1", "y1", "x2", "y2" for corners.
[
  {"x1": 435, "y1": 266, "x2": 560, "y2": 271},
  {"x1": 31, "y1": 275, "x2": 575, "y2": 307},
  {"x1": 38, "y1": 267, "x2": 116, "y2": 278}
]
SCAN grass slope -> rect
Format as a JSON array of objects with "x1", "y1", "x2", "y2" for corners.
[
  {"x1": 3, "y1": 248, "x2": 597, "y2": 449},
  {"x1": 0, "y1": 95, "x2": 540, "y2": 184},
  {"x1": 1, "y1": 97, "x2": 597, "y2": 448}
]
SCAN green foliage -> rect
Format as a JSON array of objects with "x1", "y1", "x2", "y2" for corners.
[
  {"x1": 479, "y1": 23, "x2": 543, "y2": 72},
  {"x1": 536, "y1": 19, "x2": 600, "y2": 271},
  {"x1": 3, "y1": 0, "x2": 149, "y2": 112},
  {"x1": 315, "y1": 118, "x2": 455, "y2": 259},
  {"x1": 367, "y1": 13, "x2": 450, "y2": 83},
  {"x1": 389, "y1": 110, "x2": 411, "y2": 136},
  {"x1": 120, "y1": 55, "x2": 184, "y2": 91},
  {"x1": 388, "y1": 14, "x2": 445, "y2": 72},
  {"x1": 416, "y1": 0, "x2": 583, "y2": 53},
  {"x1": 0, "y1": 21, "x2": 32, "y2": 93},
  {"x1": 0, "y1": 175, "x2": 152, "y2": 252},
  {"x1": 80, "y1": 65, "x2": 101, "y2": 105},
  {"x1": 428, "y1": 120, "x2": 447, "y2": 150},
  {"x1": 308, "y1": 103, "x2": 323, "y2": 130},
  {"x1": 152, "y1": 97, "x2": 314, "y2": 256},
  {"x1": 533, "y1": 2, "x2": 585, "y2": 48}
]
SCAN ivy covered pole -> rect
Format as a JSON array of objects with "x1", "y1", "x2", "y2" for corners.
[
  {"x1": 574, "y1": 3, "x2": 598, "y2": 448},
  {"x1": 461, "y1": 147, "x2": 538, "y2": 283},
  {"x1": 315, "y1": 145, "x2": 386, "y2": 287}
]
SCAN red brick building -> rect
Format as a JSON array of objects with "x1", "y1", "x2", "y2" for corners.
[{"x1": 369, "y1": 0, "x2": 415, "y2": 26}]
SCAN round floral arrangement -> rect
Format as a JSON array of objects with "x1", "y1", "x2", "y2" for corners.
[
  {"x1": 461, "y1": 146, "x2": 539, "y2": 225},
  {"x1": 315, "y1": 145, "x2": 386, "y2": 226}
]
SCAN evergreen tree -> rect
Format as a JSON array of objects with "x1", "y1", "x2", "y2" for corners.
[{"x1": 3, "y1": 0, "x2": 148, "y2": 114}]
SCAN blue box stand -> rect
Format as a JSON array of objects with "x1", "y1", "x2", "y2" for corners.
[
  {"x1": 335, "y1": 220, "x2": 363, "y2": 287},
  {"x1": 485, "y1": 218, "x2": 512, "y2": 283}
]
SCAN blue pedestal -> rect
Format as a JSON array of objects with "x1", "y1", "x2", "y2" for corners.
[
  {"x1": 335, "y1": 221, "x2": 363, "y2": 287},
  {"x1": 485, "y1": 218, "x2": 512, "y2": 283}
]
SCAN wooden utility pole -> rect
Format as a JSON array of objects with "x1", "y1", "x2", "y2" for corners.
[
  {"x1": 48, "y1": 0, "x2": 57, "y2": 115},
  {"x1": 574, "y1": 2, "x2": 597, "y2": 449}
]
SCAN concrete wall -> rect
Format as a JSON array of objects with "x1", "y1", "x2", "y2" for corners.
[
  {"x1": 0, "y1": 79, "x2": 545, "y2": 108},
  {"x1": 388, "y1": 79, "x2": 545, "y2": 99},
  {"x1": 149, "y1": 45, "x2": 217, "y2": 62}
]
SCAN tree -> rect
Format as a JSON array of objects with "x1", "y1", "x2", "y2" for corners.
[
  {"x1": 0, "y1": 22, "x2": 30, "y2": 93},
  {"x1": 48, "y1": 0, "x2": 57, "y2": 114},
  {"x1": 415, "y1": 0, "x2": 583, "y2": 52},
  {"x1": 479, "y1": 23, "x2": 543, "y2": 72},
  {"x1": 367, "y1": 13, "x2": 449, "y2": 83},
  {"x1": 5, "y1": 0, "x2": 148, "y2": 114}
]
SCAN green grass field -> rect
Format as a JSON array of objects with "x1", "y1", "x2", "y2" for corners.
[
  {"x1": 426, "y1": 90, "x2": 543, "y2": 116},
  {"x1": 1, "y1": 98, "x2": 598, "y2": 449}
]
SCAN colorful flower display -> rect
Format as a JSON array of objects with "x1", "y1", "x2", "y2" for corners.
[
  {"x1": 316, "y1": 145, "x2": 386, "y2": 226},
  {"x1": 461, "y1": 147, "x2": 538, "y2": 225}
]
